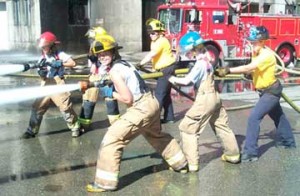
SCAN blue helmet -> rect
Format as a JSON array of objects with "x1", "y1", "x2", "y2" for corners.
[
  {"x1": 247, "y1": 26, "x2": 269, "y2": 41},
  {"x1": 179, "y1": 31, "x2": 206, "y2": 53}
]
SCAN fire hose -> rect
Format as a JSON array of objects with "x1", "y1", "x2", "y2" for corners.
[
  {"x1": 73, "y1": 48, "x2": 300, "y2": 112},
  {"x1": 220, "y1": 46, "x2": 300, "y2": 112},
  {"x1": 136, "y1": 66, "x2": 195, "y2": 101},
  {"x1": 135, "y1": 64, "x2": 300, "y2": 113},
  {"x1": 9, "y1": 54, "x2": 300, "y2": 113}
]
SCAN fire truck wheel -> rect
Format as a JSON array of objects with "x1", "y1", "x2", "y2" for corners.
[
  {"x1": 206, "y1": 44, "x2": 220, "y2": 68},
  {"x1": 277, "y1": 45, "x2": 295, "y2": 66}
]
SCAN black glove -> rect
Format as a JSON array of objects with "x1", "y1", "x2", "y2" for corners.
[
  {"x1": 214, "y1": 67, "x2": 230, "y2": 77},
  {"x1": 36, "y1": 58, "x2": 47, "y2": 68},
  {"x1": 88, "y1": 55, "x2": 98, "y2": 64},
  {"x1": 243, "y1": 73, "x2": 253, "y2": 80},
  {"x1": 134, "y1": 63, "x2": 143, "y2": 70},
  {"x1": 37, "y1": 66, "x2": 48, "y2": 78}
]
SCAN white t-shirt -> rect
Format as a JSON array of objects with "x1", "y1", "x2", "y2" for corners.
[
  {"x1": 38, "y1": 51, "x2": 71, "y2": 78},
  {"x1": 110, "y1": 61, "x2": 145, "y2": 101}
]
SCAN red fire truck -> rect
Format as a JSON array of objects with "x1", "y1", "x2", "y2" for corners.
[{"x1": 157, "y1": 0, "x2": 300, "y2": 68}]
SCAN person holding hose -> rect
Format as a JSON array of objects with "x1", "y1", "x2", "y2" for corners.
[
  {"x1": 169, "y1": 31, "x2": 240, "y2": 172},
  {"x1": 139, "y1": 18, "x2": 177, "y2": 124},
  {"x1": 214, "y1": 25, "x2": 296, "y2": 162},
  {"x1": 79, "y1": 26, "x2": 120, "y2": 133},
  {"x1": 21, "y1": 31, "x2": 81, "y2": 138},
  {"x1": 81, "y1": 33, "x2": 187, "y2": 192}
]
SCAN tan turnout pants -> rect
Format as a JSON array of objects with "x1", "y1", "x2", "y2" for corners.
[
  {"x1": 179, "y1": 74, "x2": 239, "y2": 168},
  {"x1": 83, "y1": 87, "x2": 99, "y2": 102},
  {"x1": 83, "y1": 74, "x2": 100, "y2": 102},
  {"x1": 94, "y1": 92, "x2": 187, "y2": 190},
  {"x1": 27, "y1": 76, "x2": 79, "y2": 134}
]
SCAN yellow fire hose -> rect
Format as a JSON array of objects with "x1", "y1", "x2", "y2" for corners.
[
  {"x1": 136, "y1": 65, "x2": 300, "y2": 113},
  {"x1": 72, "y1": 53, "x2": 89, "y2": 60},
  {"x1": 8, "y1": 53, "x2": 300, "y2": 113}
]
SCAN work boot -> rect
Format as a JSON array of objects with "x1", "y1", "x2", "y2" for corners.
[
  {"x1": 68, "y1": 121, "x2": 81, "y2": 138},
  {"x1": 169, "y1": 165, "x2": 188, "y2": 174},
  {"x1": 79, "y1": 124, "x2": 90, "y2": 133},
  {"x1": 20, "y1": 131, "x2": 35, "y2": 139},
  {"x1": 107, "y1": 114, "x2": 120, "y2": 125},
  {"x1": 275, "y1": 142, "x2": 296, "y2": 149},
  {"x1": 241, "y1": 153, "x2": 258, "y2": 163},
  {"x1": 188, "y1": 164, "x2": 199, "y2": 172},
  {"x1": 161, "y1": 119, "x2": 175, "y2": 124},
  {"x1": 86, "y1": 182, "x2": 107, "y2": 192},
  {"x1": 78, "y1": 117, "x2": 92, "y2": 131},
  {"x1": 170, "y1": 164, "x2": 199, "y2": 173},
  {"x1": 221, "y1": 154, "x2": 241, "y2": 164},
  {"x1": 71, "y1": 130, "x2": 80, "y2": 138},
  {"x1": 86, "y1": 182, "x2": 116, "y2": 192},
  {"x1": 276, "y1": 145, "x2": 296, "y2": 149}
]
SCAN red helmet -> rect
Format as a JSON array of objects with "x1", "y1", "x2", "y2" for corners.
[{"x1": 38, "y1": 31, "x2": 60, "y2": 48}]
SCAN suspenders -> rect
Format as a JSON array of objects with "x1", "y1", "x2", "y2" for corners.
[{"x1": 113, "y1": 60, "x2": 149, "y2": 94}]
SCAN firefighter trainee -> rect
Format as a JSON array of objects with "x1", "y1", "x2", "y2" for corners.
[
  {"x1": 21, "y1": 31, "x2": 81, "y2": 138},
  {"x1": 139, "y1": 18, "x2": 177, "y2": 124},
  {"x1": 78, "y1": 26, "x2": 120, "y2": 133},
  {"x1": 169, "y1": 31, "x2": 240, "y2": 171},
  {"x1": 84, "y1": 33, "x2": 187, "y2": 192},
  {"x1": 214, "y1": 25, "x2": 296, "y2": 162}
]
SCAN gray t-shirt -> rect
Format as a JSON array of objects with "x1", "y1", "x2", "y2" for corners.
[{"x1": 185, "y1": 55, "x2": 213, "y2": 88}]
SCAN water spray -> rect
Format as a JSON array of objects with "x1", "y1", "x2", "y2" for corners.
[
  {"x1": 0, "y1": 83, "x2": 80, "y2": 105},
  {"x1": 0, "y1": 58, "x2": 47, "y2": 76},
  {"x1": 0, "y1": 64, "x2": 31, "y2": 76}
]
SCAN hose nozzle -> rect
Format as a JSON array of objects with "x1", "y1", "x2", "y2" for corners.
[
  {"x1": 78, "y1": 81, "x2": 95, "y2": 93},
  {"x1": 23, "y1": 63, "x2": 37, "y2": 72}
]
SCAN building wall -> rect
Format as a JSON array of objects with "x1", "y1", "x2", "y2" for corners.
[
  {"x1": 6, "y1": 0, "x2": 41, "y2": 52},
  {"x1": 40, "y1": 0, "x2": 70, "y2": 51},
  {"x1": 89, "y1": 0, "x2": 164, "y2": 52},
  {"x1": 89, "y1": 0, "x2": 142, "y2": 52},
  {"x1": 0, "y1": 2, "x2": 8, "y2": 50},
  {"x1": 142, "y1": 0, "x2": 164, "y2": 51},
  {"x1": 1, "y1": 0, "x2": 171, "y2": 53},
  {"x1": 4, "y1": 0, "x2": 298, "y2": 53}
]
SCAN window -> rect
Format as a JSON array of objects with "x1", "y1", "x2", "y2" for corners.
[
  {"x1": 68, "y1": 0, "x2": 89, "y2": 25},
  {"x1": 13, "y1": 0, "x2": 30, "y2": 26},
  {"x1": 159, "y1": 8, "x2": 182, "y2": 34},
  {"x1": 212, "y1": 11, "x2": 225, "y2": 24},
  {"x1": 0, "y1": 2, "x2": 6, "y2": 11},
  {"x1": 185, "y1": 9, "x2": 202, "y2": 24}
]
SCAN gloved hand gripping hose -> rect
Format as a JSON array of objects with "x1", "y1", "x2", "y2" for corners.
[
  {"x1": 78, "y1": 80, "x2": 114, "y2": 93},
  {"x1": 22, "y1": 58, "x2": 47, "y2": 72},
  {"x1": 78, "y1": 81, "x2": 94, "y2": 93},
  {"x1": 135, "y1": 64, "x2": 195, "y2": 101}
]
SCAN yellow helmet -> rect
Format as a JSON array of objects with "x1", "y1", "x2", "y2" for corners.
[
  {"x1": 91, "y1": 34, "x2": 118, "y2": 54},
  {"x1": 85, "y1": 26, "x2": 107, "y2": 39},
  {"x1": 146, "y1": 18, "x2": 165, "y2": 32}
]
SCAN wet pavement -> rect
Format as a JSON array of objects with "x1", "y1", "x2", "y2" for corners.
[{"x1": 0, "y1": 51, "x2": 300, "y2": 195}]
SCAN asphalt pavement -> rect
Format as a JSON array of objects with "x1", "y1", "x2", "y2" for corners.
[{"x1": 0, "y1": 50, "x2": 300, "y2": 196}]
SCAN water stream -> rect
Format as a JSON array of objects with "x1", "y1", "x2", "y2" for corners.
[
  {"x1": 0, "y1": 83, "x2": 80, "y2": 105},
  {"x1": 0, "y1": 64, "x2": 26, "y2": 76}
]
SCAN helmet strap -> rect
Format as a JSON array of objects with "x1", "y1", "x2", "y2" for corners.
[
  {"x1": 112, "y1": 48, "x2": 121, "y2": 62},
  {"x1": 48, "y1": 44, "x2": 58, "y2": 56}
]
